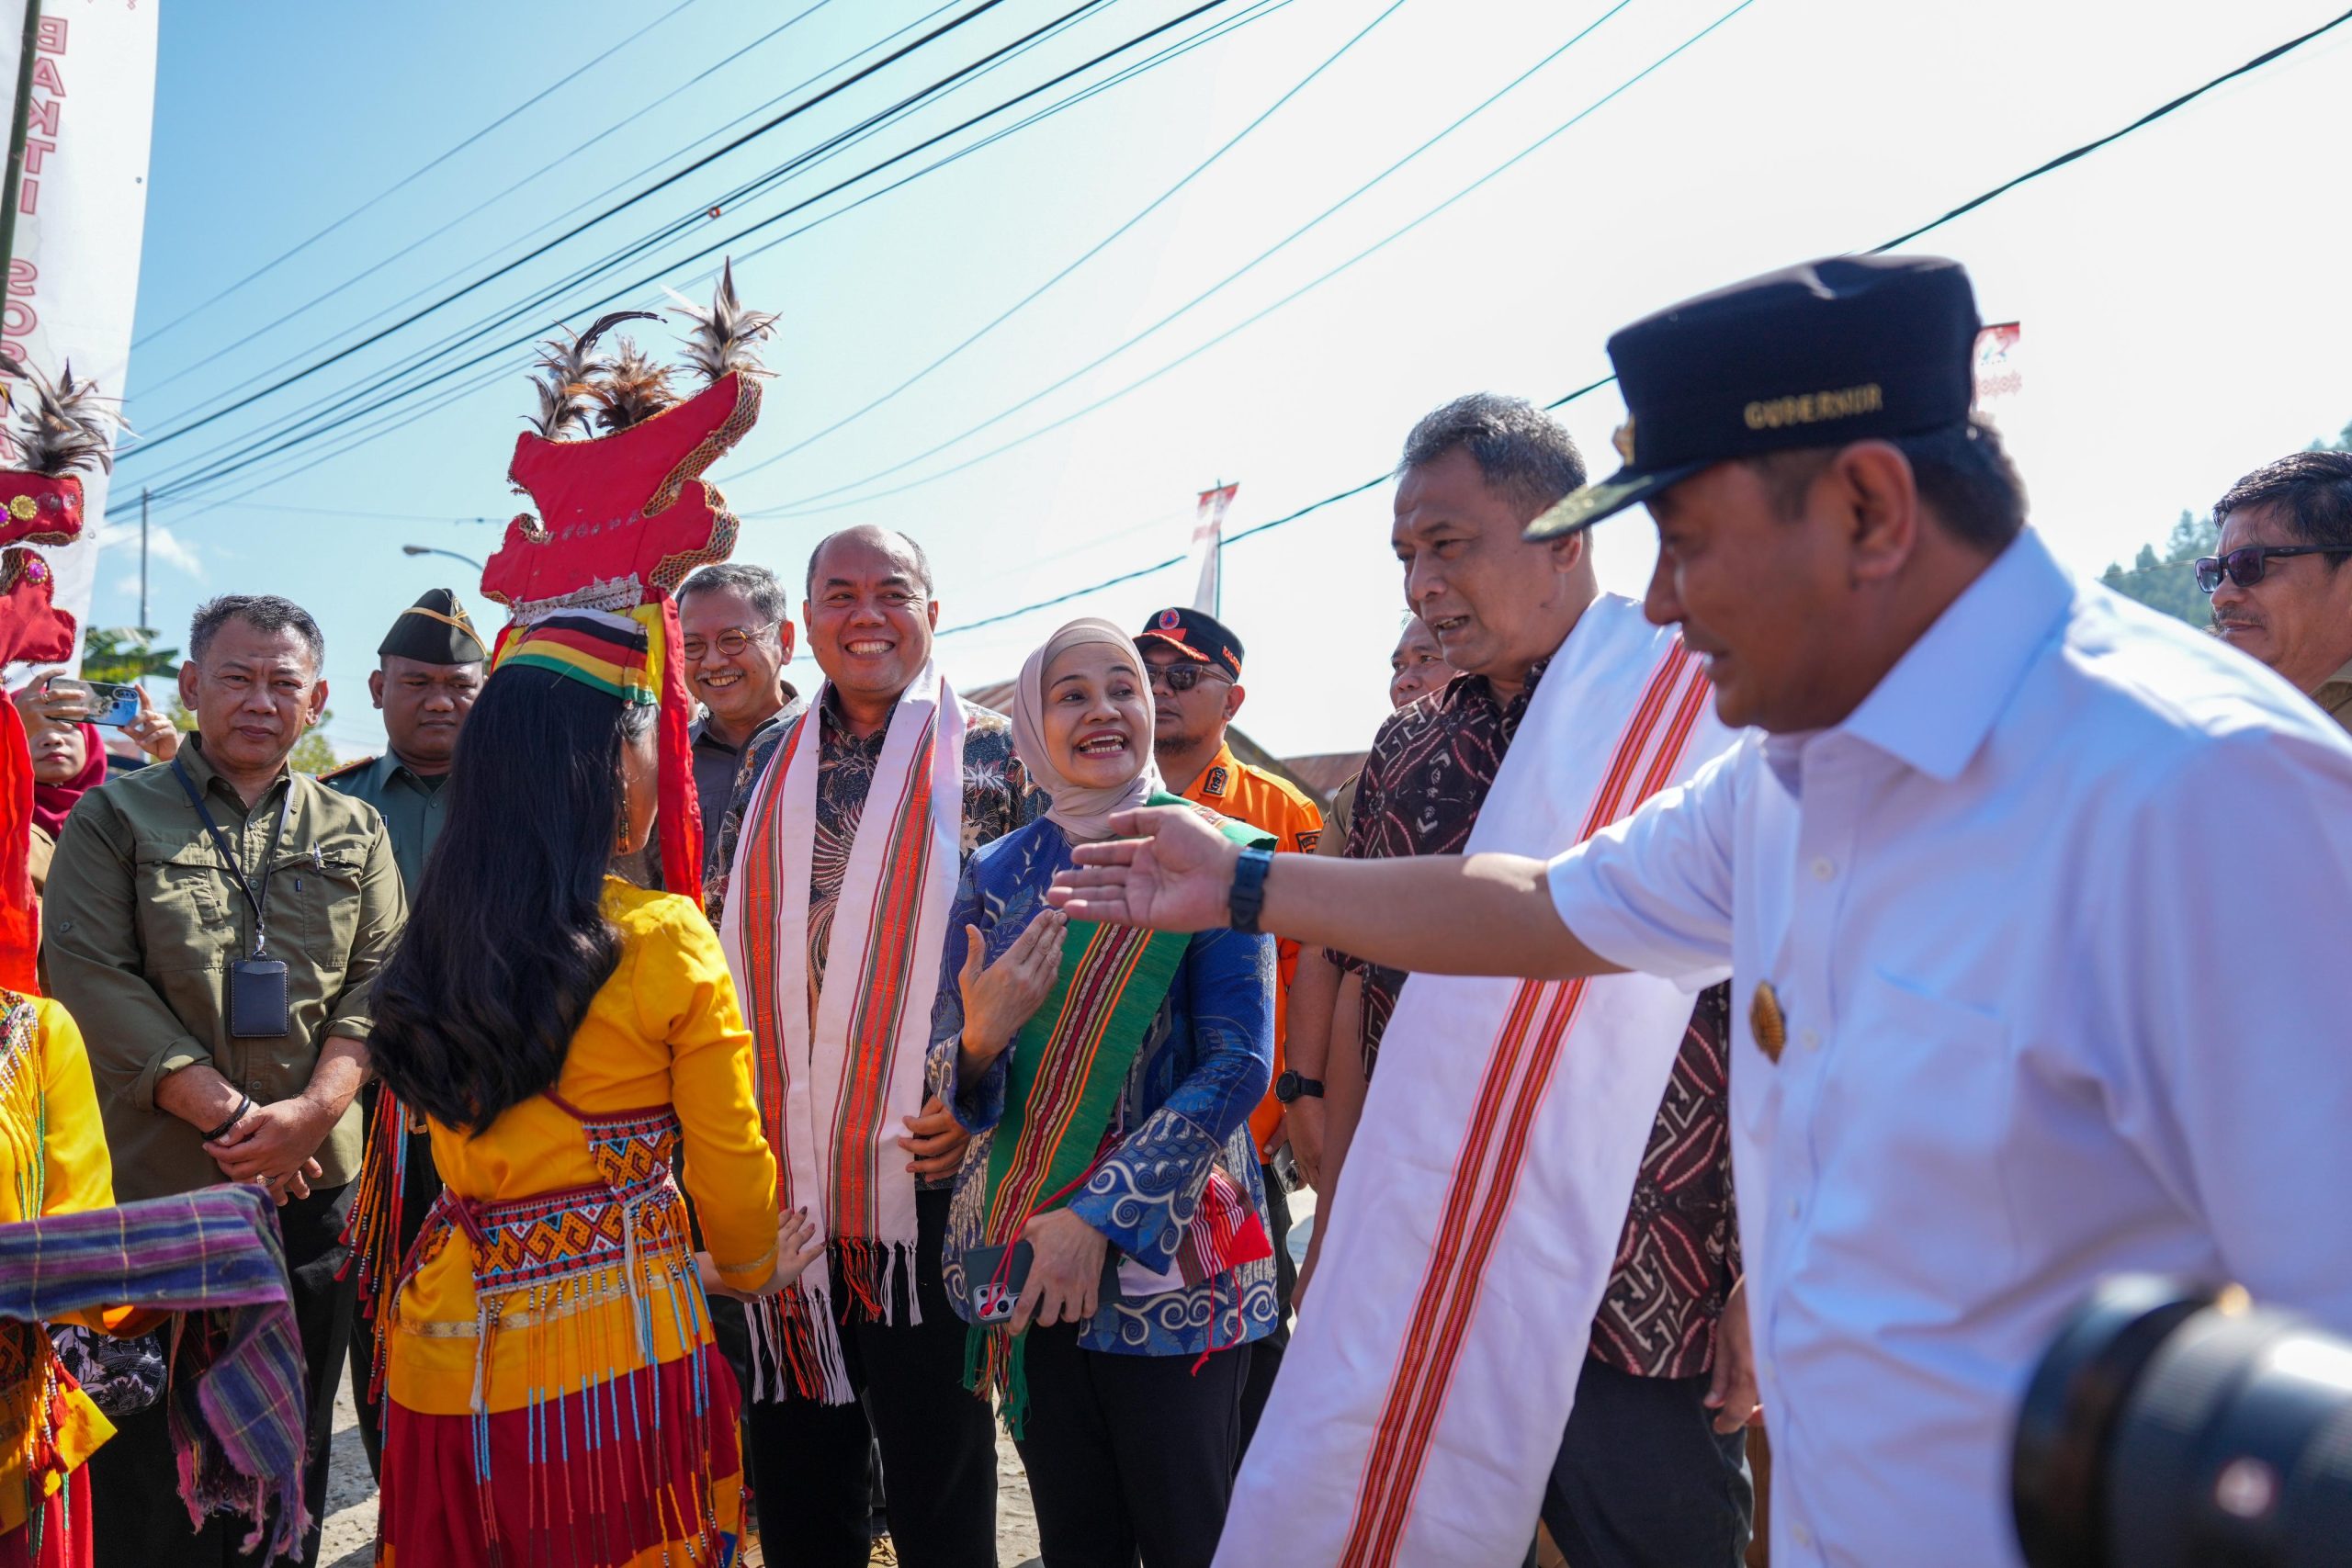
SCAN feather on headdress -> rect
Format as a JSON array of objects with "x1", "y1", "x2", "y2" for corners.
[
  {"x1": 524, "y1": 309, "x2": 660, "y2": 440},
  {"x1": 583, "y1": 337, "x2": 678, "y2": 435},
  {"x1": 666, "y1": 258, "x2": 780, "y2": 385},
  {"x1": 9, "y1": 359, "x2": 130, "y2": 477}
]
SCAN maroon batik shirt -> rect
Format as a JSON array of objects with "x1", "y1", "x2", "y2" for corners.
[{"x1": 1337, "y1": 660, "x2": 1740, "y2": 1380}]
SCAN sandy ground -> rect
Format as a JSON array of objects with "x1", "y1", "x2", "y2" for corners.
[{"x1": 318, "y1": 1190, "x2": 1317, "y2": 1568}]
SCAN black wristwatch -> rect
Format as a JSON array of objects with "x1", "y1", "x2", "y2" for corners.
[
  {"x1": 1228, "y1": 845, "x2": 1274, "y2": 933},
  {"x1": 1273, "y1": 1070, "x2": 1324, "y2": 1104}
]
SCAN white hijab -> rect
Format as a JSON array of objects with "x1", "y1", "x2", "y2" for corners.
[{"x1": 1011, "y1": 617, "x2": 1162, "y2": 842}]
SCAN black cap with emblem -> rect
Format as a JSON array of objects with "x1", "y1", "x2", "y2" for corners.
[
  {"x1": 379, "y1": 587, "x2": 490, "y2": 665},
  {"x1": 1136, "y1": 606, "x2": 1245, "y2": 680},
  {"x1": 1526, "y1": 254, "x2": 1982, "y2": 540}
]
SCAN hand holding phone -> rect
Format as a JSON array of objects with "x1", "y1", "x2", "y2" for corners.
[{"x1": 43, "y1": 676, "x2": 142, "y2": 728}]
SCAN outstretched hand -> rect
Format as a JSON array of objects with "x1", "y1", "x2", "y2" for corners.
[{"x1": 1046, "y1": 806, "x2": 1239, "y2": 931}]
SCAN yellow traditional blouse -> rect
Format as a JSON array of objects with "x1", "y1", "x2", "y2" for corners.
[
  {"x1": 388, "y1": 881, "x2": 779, "y2": 1416},
  {"x1": 0, "y1": 994, "x2": 119, "y2": 1535}
]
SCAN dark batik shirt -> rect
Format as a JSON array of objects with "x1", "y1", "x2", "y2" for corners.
[{"x1": 1338, "y1": 660, "x2": 1739, "y2": 1379}]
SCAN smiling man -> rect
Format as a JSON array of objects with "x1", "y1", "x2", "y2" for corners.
[
  {"x1": 44, "y1": 592, "x2": 403, "y2": 1566},
  {"x1": 2203, "y1": 450, "x2": 2352, "y2": 730},
  {"x1": 678, "y1": 561, "x2": 804, "y2": 879},
  {"x1": 708, "y1": 524, "x2": 1041, "y2": 1568},
  {"x1": 1051, "y1": 257, "x2": 2352, "y2": 1568}
]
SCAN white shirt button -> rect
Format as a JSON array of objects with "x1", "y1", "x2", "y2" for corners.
[
  {"x1": 1800, "y1": 1028, "x2": 1821, "y2": 1052},
  {"x1": 1811, "y1": 856, "x2": 1837, "y2": 881},
  {"x1": 1787, "y1": 1197, "x2": 1802, "y2": 1219},
  {"x1": 1792, "y1": 1523, "x2": 1814, "y2": 1549}
]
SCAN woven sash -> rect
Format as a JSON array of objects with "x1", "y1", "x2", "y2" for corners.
[
  {"x1": 1216, "y1": 595, "x2": 1736, "y2": 1567},
  {"x1": 718, "y1": 665, "x2": 966, "y2": 1404}
]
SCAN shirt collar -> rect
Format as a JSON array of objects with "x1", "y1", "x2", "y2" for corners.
[
  {"x1": 1835, "y1": 527, "x2": 2073, "y2": 782},
  {"x1": 693, "y1": 680, "x2": 804, "y2": 752},
  {"x1": 180, "y1": 733, "x2": 295, "y2": 812}
]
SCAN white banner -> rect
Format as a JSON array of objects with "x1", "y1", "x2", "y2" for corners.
[
  {"x1": 0, "y1": 0, "x2": 160, "y2": 668},
  {"x1": 1189, "y1": 480, "x2": 1235, "y2": 615}
]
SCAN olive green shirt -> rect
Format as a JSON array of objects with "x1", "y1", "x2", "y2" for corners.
[
  {"x1": 322, "y1": 751, "x2": 450, "y2": 896},
  {"x1": 40, "y1": 735, "x2": 406, "y2": 1201},
  {"x1": 2314, "y1": 661, "x2": 2352, "y2": 737}
]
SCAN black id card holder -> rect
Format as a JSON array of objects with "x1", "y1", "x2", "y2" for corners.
[
  {"x1": 227, "y1": 958, "x2": 290, "y2": 1039},
  {"x1": 172, "y1": 759, "x2": 297, "y2": 1039}
]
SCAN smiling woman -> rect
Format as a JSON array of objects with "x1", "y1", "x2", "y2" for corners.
[{"x1": 927, "y1": 615, "x2": 1279, "y2": 1567}]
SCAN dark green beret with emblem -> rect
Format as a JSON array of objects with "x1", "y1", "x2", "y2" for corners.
[{"x1": 379, "y1": 587, "x2": 489, "y2": 664}]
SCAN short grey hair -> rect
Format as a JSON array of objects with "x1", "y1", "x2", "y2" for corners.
[
  {"x1": 805, "y1": 525, "x2": 935, "y2": 597},
  {"x1": 189, "y1": 594, "x2": 324, "y2": 671},
  {"x1": 681, "y1": 561, "x2": 791, "y2": 626},
  {"x1": 1399, "y1": 393, "x2": 1588, "y2": 519}
]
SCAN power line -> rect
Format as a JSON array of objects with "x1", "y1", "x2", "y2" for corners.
[
  {"x1": 743, "y1": 0, "x2": 1417, "y2": 475},
  {"x1": 737, "y1": 0, "x2": 1648, "y2": 509},
  {"x1": 134, "y1": 0, "x2": 707, "y2": 351},
  {"x1": 140, "y1": 2, "x2": 1300, "y2": 526},
  {"x1": 139, "y1": 0, "x2": 1251, "y2": 511},
  {"x1": 131, "y1": 0, "x2": 851, "y2": 412},
  {"x1": 927, "y1": 8, "x2": 2352, "y2": 638},
  {"x1": 120, "y1": 0, "x2": 1024, "y2": 460}
]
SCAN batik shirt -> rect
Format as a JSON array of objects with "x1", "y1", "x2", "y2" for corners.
[
  {"x1": 1339, "y1": 661, "x2": 1739, "y2": 1380},
  {"x1": 929, "y1": 818, "x2": 1280, "y2": 1359}
]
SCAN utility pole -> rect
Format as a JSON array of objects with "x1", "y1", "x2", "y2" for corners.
[
  {"x1": 0, "y1": 0, "x2": 40, "y2": 281},
  {"x1": 139, "y1": 485, "x2": 149, "y2": 633}
]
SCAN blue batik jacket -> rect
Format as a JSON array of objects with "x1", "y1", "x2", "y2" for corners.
[{"x1": 929, "y1": 816, "x2": 1280, "y2": 1358}]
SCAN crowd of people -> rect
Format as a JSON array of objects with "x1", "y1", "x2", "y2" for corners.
[{"x1": 4, "y1": 248, "x2": 2351, "y2": 1568}]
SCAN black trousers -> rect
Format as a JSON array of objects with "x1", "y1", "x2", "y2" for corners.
[
  {"x1": 741, "y1": 1186, "x2": 998, "y2": 1568},
  {"x1": 1234, "y1": 1162, "x2": 1294, "y2": 1459},
  {"x1": 1013, "y1": 1324, "x2": 1250, "y2": 1568},
  {"x1": 91, "y1": 1180, "x2": 357, "y2": 1568},
  {"x1": 345, "y1": 1106, "x2": 441, "y2": 1479},
  {"x1": 1537, "y1": 1353, "x2": 1754, "y2": 1568}
]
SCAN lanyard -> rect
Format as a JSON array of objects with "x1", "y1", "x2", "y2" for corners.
[{"x1": 170, "y1": 757, "x2": 295, "y2": 959}]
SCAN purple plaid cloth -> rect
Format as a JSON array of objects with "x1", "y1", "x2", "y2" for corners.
[{"x1": 0, "y1": 1181, "x2": 311, "y2": 1559}]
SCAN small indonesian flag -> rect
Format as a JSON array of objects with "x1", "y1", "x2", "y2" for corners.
[{"x1": 1974, "y1": 321, "x2": 2022, "y2": 405}]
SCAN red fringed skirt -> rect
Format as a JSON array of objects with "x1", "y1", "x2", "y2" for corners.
[
  {"x1": 377, "y1": 1343, "x2": 746, "y2": 1568},
  {"x1": 0, "y1": 1467, "x2": 91, "y2": 1568}
]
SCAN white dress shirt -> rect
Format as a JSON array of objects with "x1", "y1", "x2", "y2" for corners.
[{"x1": 1544, "y1": 527, "x2": 2352, "y2": 1567}]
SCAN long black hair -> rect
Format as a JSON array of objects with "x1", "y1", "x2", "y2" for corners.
[{"x1": 368, "y1": 663, "x2": 655, "y2": 1133}]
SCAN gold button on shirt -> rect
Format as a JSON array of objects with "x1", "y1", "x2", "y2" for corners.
[{"x1": 40, "y1": 735, "x2": 407, "y2": 1201}]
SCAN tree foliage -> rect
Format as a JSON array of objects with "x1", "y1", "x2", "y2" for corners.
[
  {"x1": 2099, "y1": 511, "x2": 2216, "y2": 628},
  {"x1": 79, "y1": 626, "x2": 179, "y2": 684}
]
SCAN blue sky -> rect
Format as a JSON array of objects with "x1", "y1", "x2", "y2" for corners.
[{"x1": 102, "y1": 0, "x2": 2352, "y2": 761}]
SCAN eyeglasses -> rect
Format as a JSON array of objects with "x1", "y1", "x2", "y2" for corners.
[
  {"x1": 2194, "y1": 547, "x2": 2352, "y2": 593},
  {"x1": 1145, "y1": 663, "x2": 1231, "y2": 694},
  {"x1": 682, "y1": 623, "x2": 779, "y2": 660}
]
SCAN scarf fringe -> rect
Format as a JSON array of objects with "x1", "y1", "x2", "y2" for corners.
[
  {"x1": 335, "y1": 1087, "x2": 413, "y2": 1402},
  {"x1": 744, "y1": 1280, "x2": 853, "y2": 1406}
]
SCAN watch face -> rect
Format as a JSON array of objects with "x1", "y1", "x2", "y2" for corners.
[{"x1": 1274, "y1": 1070, "x2": 1299, "y2": 1103}]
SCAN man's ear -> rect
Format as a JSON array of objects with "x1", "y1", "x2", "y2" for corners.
[
  {"x1": 176, "y1": 660, "x2": 199, "y2": 713},
  {"x1": 307, "y1": 678, "x2": 331, "y2": 725},
  {"x1": 925, "y1": 597, "x2": 941, "y2": 630},
  {"x1": 778, "y1": 620, "x2": 797, "y2": 665},
  {"x1": 368, "y1": 670, "x2": 387, "y2": 711},
  {"x1": 1224, "y1": 681, "x2": 1246, "y2": 722},
  {"x1": 1544, "y1": 526, "x2": 1589, "y2": 576},
  {"x1": 1829, "y1": 441, "x2": 1920, "y2": 587}
]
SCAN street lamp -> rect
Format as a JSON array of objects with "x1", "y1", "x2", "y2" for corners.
[{"x1": 401, "y1": 544, "x2": 485, "y2": 572}]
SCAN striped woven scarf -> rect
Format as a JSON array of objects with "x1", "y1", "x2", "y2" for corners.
[
  {"x1": 0, "y1": 1182, "x2": 311, "y2": 1561},
  {"x1": 718, "y1": 665, "x2": 966, "y2": 1404},
  {"x1": 964, "y1": 797, "x2": 1272, "y2": 1431}
]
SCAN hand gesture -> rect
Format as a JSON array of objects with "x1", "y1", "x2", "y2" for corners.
[
  {"x1": 1011, "y1": 1207, "x2": 1110, "y2": 1334},
  {"x1": 258, "y1": 1157, "x2": 324, "y2": 1208},
  {"x1": 1047, "y1": 806, "x2": 1239, "y2": 931},
  {"x1": 206, "y1": 1098, "x2": 335, "y2": 1183},
  {"x1": 126, "y1": 684, "x2": 180, "y2": 762},
  {"x1": 957, "y1": 914, "x2": 1066, "y2": 1066},
  {"x1": 700, "y1": 1207, "x2": 827, "y2": 1301},
  {"x1": 897, "y1": 1093, "x2": 971, "y2": 1179}
]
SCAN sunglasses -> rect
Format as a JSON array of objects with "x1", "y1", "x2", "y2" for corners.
[
  {"x1": 681, "y1": 623, "x2": 779, "y2": 660},
  {"x1": 2194, "y1": 547, "x2": 2352, "y2": 593},
  {"x1": 1145, "y1": 663, "x2": 1232, "y2": 694}
]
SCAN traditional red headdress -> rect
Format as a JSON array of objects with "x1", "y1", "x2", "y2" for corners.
[
  {"x1": 480, "y1": 261, "x2": 776, "y2": 897},
  {"x1": 0, "y1": 359, "x2": 121, "y2": 989}
]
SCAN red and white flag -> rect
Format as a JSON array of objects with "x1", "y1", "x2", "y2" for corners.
[{"x1": 1189, "y1": 482, "x2": 1237, "y2": 615}]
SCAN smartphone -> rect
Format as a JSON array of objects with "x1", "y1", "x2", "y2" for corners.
[{"x1": 44, "y1": 677, "x2": 141, "y2": 728}]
